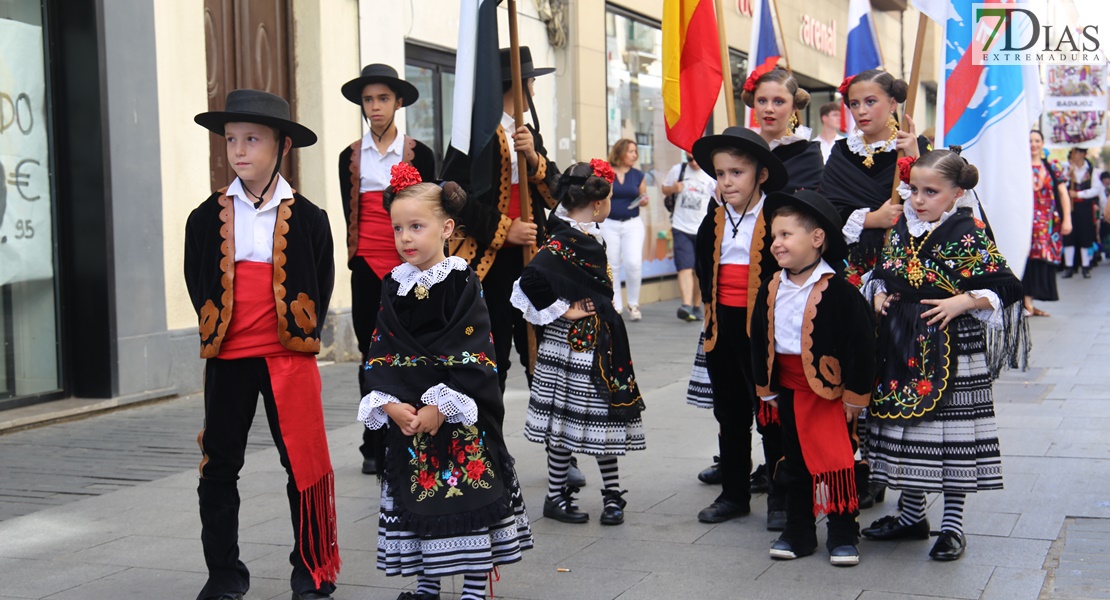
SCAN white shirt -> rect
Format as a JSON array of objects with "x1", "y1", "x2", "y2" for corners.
[
  {"x1": 359, "y1": 130, "x2": 405, "y2": 192},
  {"x1": 227, "y1": 175, "x2": 293, "y2": 263},
  {"x1": 664, "y1": 162, "x2": 716, "y2": 235},
  {"x1": 720, "y1": 195, "x2": 765, "y2": 265},
  {"x1": 501, "y1": 112, "x2": 521, "y2": 184},
  {"x1": 773, "y1": 260, "x2": 837, "y2": 355},
  {"x1": 817, "y1": 132, "x2": 844, "y2": 164}
]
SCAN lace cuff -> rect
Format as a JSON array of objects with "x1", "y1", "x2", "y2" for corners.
[
  {"x1": 897, "y1": 181, "x2": 913, "y2": 201},
  {"x1": 511, "y1": 279, "x2": 570, "y2": 325},
  {"x1": 967, "y1": 290, "x2": 1003, "y2": 329},
  {"x1": 420, "y1": 383, "x2": 479, "y2": 425},
  {"x1": 842, "y1": 208, "x2": 870, "y2": 244},
  {"x1": 358, "y1": 391, "x2": 401, "y2": 430},
  {"x1": 760, "y1": 394, "x2": 778, "y2": 402}
]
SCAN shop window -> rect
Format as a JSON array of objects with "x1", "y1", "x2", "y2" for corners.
[{"x1": 405, "y1": 44, "x2": 455, "y2": 173}]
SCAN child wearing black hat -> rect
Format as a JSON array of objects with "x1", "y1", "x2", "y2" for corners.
[
  {"x1": 186, "y1": 89, "x2": 338, "y2": 600},
  {"x1": 339, "y1": 64, "x2": 437, "y2": 476},
  {"x1": 686, "y1": 127, "x2": 787, "y2": 526},
  {"x1": 749, "y1": 190, "x2": 876, "y2": 566}
]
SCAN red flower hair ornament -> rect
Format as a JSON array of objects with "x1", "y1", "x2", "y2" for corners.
[
  {"x1": 897, "y1": 156, "x2": 917, "y2": 184},
  {"x1": 390, "y1": 162, "x2": 423, "y2": 192},
  {"x1": 838, "y1": 75, "x2": 856, "y2": 97},
  {"x1": 590, "y1": 158, "x2": 615, "y2": 184}
]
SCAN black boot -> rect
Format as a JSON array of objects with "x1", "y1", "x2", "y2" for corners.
[
  {"x1": 543, "y1": 485, "x2": 589, "y2": 524},
  {"x1": 600, "y1": 489, "x2": 628, "y2": 525},
  {"x1": 698, "y1": 455, "x2": 723, "y2": 485},
  {"x1": 856, "y1": 462, "x2": 875, "y2": 510},
  {"x1": 749, "y1": 463, "x2": 769, "y2": 493},
  {"x1": 1063, "y1": 266, "x2": 1077, "y2": 278},
  {"x1": 1083, "y1": 266, "x2": 1092, "y2": 279}
]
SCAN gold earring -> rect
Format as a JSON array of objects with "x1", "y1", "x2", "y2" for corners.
[
  {"x1": 593, "y1": 206, "x2": 600, "y2": 216},
  {"x1": 789, "y1": 112, "x2": 799, "y2": 133},
  {"x1": 887, "y1": 114, "x2": 899, "y2": 132}
]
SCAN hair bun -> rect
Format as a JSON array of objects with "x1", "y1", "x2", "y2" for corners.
[
  {"x1": 958, "y1": 163, "x2": 979, "y2": 189},
  {"x1": 439, "y1": 181, "x2": 467, "y2": 217},
  {"x1": 793, "y1": 88, "x2": 811, "y2": 111},
  {"x1": 888, "y1": 79, "x2": 909, "y2": 103}
]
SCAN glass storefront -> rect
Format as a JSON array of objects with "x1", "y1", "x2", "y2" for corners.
[
  {"x1": 605, "y1": 7, "x2": 682, "y2": 278},
  {"x1": 0, "y1": 0, "x2": 61, "y2": 403},
  {"x1": 405, "y1": 44, "x2": 456, "y2": 173}
]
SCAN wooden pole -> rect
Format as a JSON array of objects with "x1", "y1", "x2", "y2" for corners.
[
  {"x1": 770, "y1": 0, "x2": 792, "y2": 73},
  {"x1": 507, "y1": 0, "x2": 538, "y2": 373},
  {"x1": 889, "y1": 13, "x2": 928, "y2": 205},
  {"x1": 714, "y1": 0, "x2": 737, "y2": 127}
]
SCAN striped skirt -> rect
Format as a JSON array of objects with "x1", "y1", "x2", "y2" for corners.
[
  {"x1": 377, "y1": 476, "x2": 533, "y2": 577},
  {"x1": 867, "y1": 324, "x2": 1004, "y2": 494},
  {"x1": 686, "y1": 332, "x2": 714, "y2": 409},
  {"x1": 524, "y1": 317, "x2": 646, "y2": 455}
]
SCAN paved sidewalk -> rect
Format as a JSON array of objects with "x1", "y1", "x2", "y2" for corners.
[{"x1": 1, "y1": 269, "x2": 1110, "y2": 599}]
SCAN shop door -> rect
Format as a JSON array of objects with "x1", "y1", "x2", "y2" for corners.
[{"x1": 203, "y1": 0, "x2": 296, "y2": 191}]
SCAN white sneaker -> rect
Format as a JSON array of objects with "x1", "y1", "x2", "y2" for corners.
[{"x1": 628, "y1": 305, "x2": 642, "y2": 321}]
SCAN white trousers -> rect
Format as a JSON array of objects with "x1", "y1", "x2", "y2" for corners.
[{"x1": 600, "y1": 216, "x2": 645, "y2": 311}]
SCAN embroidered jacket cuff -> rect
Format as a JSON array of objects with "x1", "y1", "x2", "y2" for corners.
[
  {"x1": 358, "y1": 391, "x2": 401, "y2": 430},
  {"x1": 529, "y1": 155, "x2": 557, "y2": 208},
  {"x1": 511, "y1": 279, "x2": 570, "y2": 325},
  {"x1": 842, "y1": 390, "x2": 871, "y2": 408},
  {"x1": 488, "y1": 214, "x2": 513, "y2": 253},
  {"x1": 420, "y1": 383, "x2": 479, "y2": 425},
  {"x1": 967, "y1": 289, "x2": 1003, "y2": 328},
  {"x1": 843, "y1": 208, "x2": 870, "y2": 244}
]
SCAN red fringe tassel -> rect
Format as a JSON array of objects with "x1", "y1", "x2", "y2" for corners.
[
  {"x1": 811, "y1": 466, "x2": 858, "y2": 517},
  {"x1": 757, "y1": 400, "x2": 780, "y2": 427},
  {"x1": 299, "y1": 470, "x2": 341, "y2": 588}
]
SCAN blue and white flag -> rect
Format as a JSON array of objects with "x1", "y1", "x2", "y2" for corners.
[{"x1": 845, "y1": 0, "x2": 882, "y2": 78}]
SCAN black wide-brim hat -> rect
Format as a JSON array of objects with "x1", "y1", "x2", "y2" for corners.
[
  {"x1": 691, "y1": 126, "x2": 787, "y2": 192},
  {"x1": 500, "y1": 46, "x2": 555, "y2": 82},
  {"x1": 195, "y1": 89, "x2": 317, "y2": 148},
  {"x1": 763, "y1": 189, "x2": 847, "y2": 263},
  {"x1": 341, "y1": 63, "x2": 419, "y2": 107}
]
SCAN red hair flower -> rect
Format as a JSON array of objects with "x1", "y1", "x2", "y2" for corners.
[
  {"x1": 838, "y1": 75, "x2": 855, "y2": 97},
  {"x1": 590, "y1": 158, "x2": 615, "y2": 184},
  {"x1": 743, "y1": 70, "x2": 762, "y2": 94},
  {"x1": 390, "y1": 162, "x2": 422, "y2": 192},
  {"x1": 897, "y1": 156, "x2": 917, "y2": 184}
]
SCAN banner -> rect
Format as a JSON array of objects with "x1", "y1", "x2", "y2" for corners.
[
  {"x1": 1041, "y1": 64, "x2": 1108, "y2": 149},
  {"x1": 0, "y1": 19, "x2": 54, "y2": 285}
]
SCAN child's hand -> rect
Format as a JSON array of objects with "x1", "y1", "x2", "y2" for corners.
[
  {"x1": 383, "y1": 403, "x2": 419, "y2": 436},
  {"x1": 920, "y1": 294, "x2": 976, "y2": 327},
  {"x1": 895, "y1": 114, "x2": 920, "y2": 157},
  {"x1": 410, "y1": 405, "x2": 447, "y2": 436},
  {"x1": 844, "y1": 403, "x2": 863, "y2": 422},
  {"x1": 864, "y1": 199, "x2": 902, "y2": 229},
  {"x1": 563, "y1": 299, "x2": 596, "y2": 321},
  {"x1": 874, "y1": 292, "x2": 898, "y2": 315}
]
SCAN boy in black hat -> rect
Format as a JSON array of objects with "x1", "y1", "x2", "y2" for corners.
[
  {"x1": 749, "y1": 190, "x2": 875, "y2": 566},
  {"x1": 186, "y1": 89, "x2": 338, "y2": 600},
  {"x1": 339, "y1": 64, "x2": 436, "y2": 475}
]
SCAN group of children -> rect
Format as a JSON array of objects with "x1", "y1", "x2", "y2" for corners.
[{"x1": 183, "y1": 59, "x2": 1026, "y2": 600}]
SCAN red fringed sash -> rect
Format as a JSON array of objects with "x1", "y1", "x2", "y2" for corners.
[
  {"x1": 776, "y1": 353, "x2": 858, "y2": 516},
  {"x1": 717, "y1": 264, "x2": 750, "y2": 308},
  {"x1": 757, "y1": 400, "x2": 780, "y2": 427}
]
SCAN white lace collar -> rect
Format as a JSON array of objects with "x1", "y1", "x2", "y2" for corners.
[
  {"x1": 391, "y1": 256, "x2": 468, "y2": 296},
  {"x1": 903, "y1": 193, "x2": 977, "y2": 236},
  {"x1": 555, "y1": 209, "x2": 603, "y2": 240},
  {"x1": 768, "y1": 125, "x2": 813, "y2": 150},
  {"x1": 846, "y1": 130, "x2": 896, "y2": 158}
]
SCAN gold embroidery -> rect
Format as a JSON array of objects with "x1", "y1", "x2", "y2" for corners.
[
  {"x1": 703, "y1": 204, "x2": 726, "y2": 353},
  {"x1": 819, "y1": 356, "x2": 843, "y2": 386},
  {"x1": 201, "y1": 190, "x2": 236, "y2": 359},
  {"x1": 465, "y1": 326, "x2": 475, "y2": 335},
  {"x1": 272, "y1": 196, "x2": 322, "y2": 353},
  {"x1": 199, "y1": 300, "x2": 219, "y2": 340},
  {"x1": 290, "y1": 293, "x2": 317, "y2": 334},
  {"x1": 800, "y1": 274, "x2": 841, "y2": 400},
  {"x1": 346, "y1": 140, "x2": 360, "y2": 263}
]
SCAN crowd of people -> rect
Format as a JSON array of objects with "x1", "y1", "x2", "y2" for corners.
[{"x1": 181, "y1": 46, "x2": 1103, "y2": 600}]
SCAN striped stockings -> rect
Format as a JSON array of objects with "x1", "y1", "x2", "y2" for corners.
[
  {"x1": 896, "y1": 491, "x2": 967, "y2": 535},
  {"x1": 415, "y1": 573, "x2": 488, "y2": 599}
]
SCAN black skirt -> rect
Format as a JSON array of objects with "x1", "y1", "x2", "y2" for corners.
[
  {"x1": 1022, "y1": 259, "x2": 1059, "y2": 301},
  {"x1": 1064, "y1": 199, "x2": 1097, "y2": 248}
]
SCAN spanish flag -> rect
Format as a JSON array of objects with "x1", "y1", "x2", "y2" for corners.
[{"x1": 662, "y1": 0, "x2": 722, "y2": 152}]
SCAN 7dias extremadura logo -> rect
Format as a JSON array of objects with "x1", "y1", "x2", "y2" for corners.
[{"x1": 972, "y1": 3, "x2": 1106, "y2": 65}]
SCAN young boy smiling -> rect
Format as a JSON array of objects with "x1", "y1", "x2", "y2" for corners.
[{"x1": 749, "y1": 190, "x2": 875, "y2": 566}]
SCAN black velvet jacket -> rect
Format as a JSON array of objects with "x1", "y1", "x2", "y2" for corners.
[
  {"x1": 772, "y1": 140, "x2": 824, "y2": 193},
  {"x1": 184, "y1": 190, "x2": 335, "y2": 358}
]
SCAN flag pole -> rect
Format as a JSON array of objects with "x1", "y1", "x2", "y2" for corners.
[
  {"x1": 770, "y1": 0, "x2": 792, "y2": 73},
  {"x1": 890, "y1": 13, "x2": 928, "y2": 205},
  {"x1": 714, "y1": 0, "x2": 737, "y2": 127},
  {"x1": 507, "y1": 0, "x2": 538, "y2": 372}
]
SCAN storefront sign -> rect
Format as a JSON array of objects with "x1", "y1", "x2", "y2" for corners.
[
  {"x1": 0, "y1": 19, "x2": 53, "y2": 285},
  {"x1": 799, "y1": 14, "x2": 836, "y2": 57},
  {"x1": 1040, "y1": 64, "x2": 1108, "y2": 149},
  {"x1": 736, "y1": 0, "x2": 753, "y2": 17}
]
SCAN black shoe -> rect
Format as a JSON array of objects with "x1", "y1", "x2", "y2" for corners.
[
  {"x1": 292, "y1": 593, "x2": 334, "y2": 600},
  {"x1": 396, "y1": 593, "x2": 441, "y2": 600},
  {"x1": 600, "y1": 489, "x2": 628, "y2": 525},
  {"x1": 697, "y1": 499, "x2": 750, "y2": 523},
  {"x1": 677, "y1": 305, "x2": 698, "y2": 322},
  {"x1": 214, "y1": 595, "x2": 244, "y2": 600},
  {"x1": 698, "y1": 456, "x2": 723, "y2": 485},
  {"x1": 1063, "y1": 267, "x2": 1076, "y2": 278},
  {"x1": 769, "y1": 538, "x2": 816, "y2": 560},
  {"x1": 567, "y1": 456, "x2": 587, "y2": 488},
  {"x1": 870, "y1": 482, "x2": 887, "y2": 504},
  {"x1": 362, "y1": 457, "x2": 378, "y2": 475},
  {"x1": 861, "y1": 515, "x2": 931, "y2": 541},
  {"x1": 766, "y1": 509, "x2": 787, "y2": 531},
  {"x1": 543, "y1": 486, "x2": 590, "y2": 524},
  {"x1": 749, "y1": 463, "x2": 769, "y2": 493},
  {"x1": 1083, "y1": 266, "x2": 1092, "y2": 279},
  {"x1": 929, "y1": 530, "x2": 966, "y2": 561},
  {"x1": 829, "y1": 545, "x2": 860, "y2": 567},
  {"x1": 855, "y1": 462, "x2": 874, "y2": 509}
]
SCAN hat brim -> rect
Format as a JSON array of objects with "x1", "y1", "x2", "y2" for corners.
[
  {"x1": 341, "y1": 76, "x2": 420, "y2": 107},
  {"x1": 762, "y1": 191, "x2": 848, "y2": 264},
  {"x1": 503, "y1": 66, "x2": 555, "y2": 82},
  {"x1": 691, "y1": 134, "x2": 787, "y2": 192},
  {"x1": 194, "y1": 112, "x2": 317, "y2": 148}
]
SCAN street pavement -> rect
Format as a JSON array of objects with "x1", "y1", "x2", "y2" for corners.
[{"x1": 2, "y1": 267, "x2": 1110, "y2": 599}]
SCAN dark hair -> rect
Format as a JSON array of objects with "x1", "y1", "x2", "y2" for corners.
[
  {"x1": 608, "y1": 138, "x2": 637, "y2": 167},
  {"x1": 555, "y1": 162, "x2": 612, "y2": 210},
  {"x1": 819, "y1": 101, "x2": 841, "y2": 118},
  {"x1": 1100, "y1": 171, "x2": 1110, "y2": 181},
  {"x1": 771, "y1": 205, "x2": 820, "y2": 232},
  {"x1": 845, "y1": 69, "x2": 908, "y2": 103},
  {"x1": 1029, "y1": 129, "x2": 1044, "y2": 141},
  {"x1": 502, "y1": 77, "x2": 535, "y2": 95},
  {"x1": 383, "y1": 181, "x2": 467, "y2": 219},
  {"x1": 710, "y1": 147, "x2": 760, "y2": 168},
  {"x1": 741, "y1": 67, "x2": 810, "y2": 111},
  {"x1": 913, "y1": 148, "x2": 979, "y2": 189}
]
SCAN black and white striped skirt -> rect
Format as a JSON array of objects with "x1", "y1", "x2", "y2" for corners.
[
  {"x1": 867, "y1": 325, "x2": 1004, "y2": 494},
  {"x1": 524, "y1": 317, "x2": 646, "y2": 454},
  {"x1": 686, "y1": 332, "x2": 714, "y2": 409}
]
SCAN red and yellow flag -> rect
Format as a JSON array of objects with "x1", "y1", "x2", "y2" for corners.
[{"x1": 663, "y1": 0, "x2": 723, "y2": 152}]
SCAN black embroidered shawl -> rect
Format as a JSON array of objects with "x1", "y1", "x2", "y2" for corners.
[
  {"x1": 359, "y1": 264, "x2": 513, "y2": 536},
  {"x1": 867, "y1": 209, "x2": 1028, "y2": 422},
  {"x1": 773, "y1": 140, "x2": 824, "y2": 193},
  {"x1": 519, "y1": 214, "x2": 645, "y2": 421}
]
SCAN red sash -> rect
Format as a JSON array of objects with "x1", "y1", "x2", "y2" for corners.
[
  {"x1": 776, "y1": 353, "x2": 858, "y2": 516},
  {"x1": 219, "y1": 262, "x2": 298, "y2": 360},
  {"x1": 502, "y1": 184, "x2": 523, "y2": 248},
  {"x1": 356, "y1": 190, "x2": 402, "y2": 278},
  {"x1": 717, "y1": 264, "x2": 750, "y2": 308}
]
